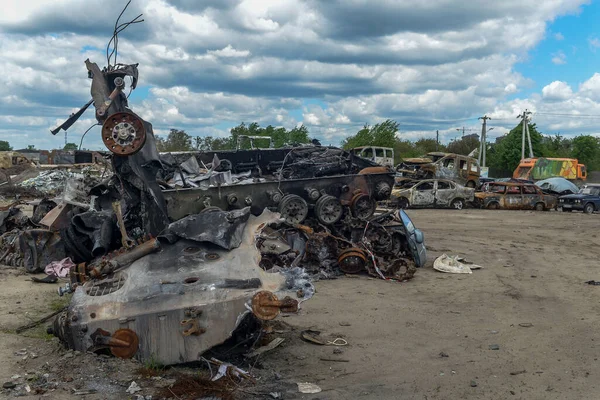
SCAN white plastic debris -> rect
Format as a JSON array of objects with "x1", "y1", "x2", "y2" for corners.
[
  {"x1": 433, "y1": 254, "x2": 482, "y2": 274},
  {"x1": 126, "y1": 381, "x2": 142, "y2": 394},
  {"x1": 297, "y1": 382, "x2": 322, "y2": 394}
]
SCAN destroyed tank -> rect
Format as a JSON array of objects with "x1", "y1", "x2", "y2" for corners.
[
  {"x1": 161, "y1": 145, "x2": 395, "y2": 225},
  {"x1": 47, "y1": 5, "x2": 398, "y2": 365}
]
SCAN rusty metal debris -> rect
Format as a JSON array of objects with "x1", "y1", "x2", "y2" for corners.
[
  {"x1": 0, "y1": 3, "x2": 429, "y2": 368},
  {"x1": 396, "y1": 152, "x2": 480, "y2": 188},
  {"x1": 474, "y1": 181, "x2": 557, "y2": 210}
]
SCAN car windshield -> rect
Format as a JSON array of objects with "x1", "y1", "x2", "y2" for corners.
[{"x1": 580, "y1": 187, "x2": 600, "y2": 195}]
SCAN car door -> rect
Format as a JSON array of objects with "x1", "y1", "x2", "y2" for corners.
[
  {"x1": 522, "y1": 185, "x2": 540, "y2": 209},
  {"x1": 505, "y1": 185, "x2": 523, "y2": 209},
  {"x1": 412, "y1": 181, "x2": 435, "y2": 207},
  {"x1": 435, "y1": 180, "x2": 454, "y2": 207},
  {"x1": 398, "y1": 210, "x2": 427, "y2": 268}
]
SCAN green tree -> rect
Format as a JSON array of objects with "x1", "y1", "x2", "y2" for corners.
[
  {"x1": 0, "y1": 140, "x2": 11, "y2": 151},
  {"x1": 341, "y1": 119, "x2": 399, "y2": 149},
  {"x1": 571, "y1": 135, "x2": 600, "y2": 170},
  {"x1": 447, "y1": 136, "x2": 480, "y2": 156},
  {"x1": 414, "y1": 138, "x2": 445, "y2": 155},
  {"x1": 228, "y1": 122, "x2": 310, "y2": 149},
  {"x1": 156, "y1": 129, "x2": 194, "y2": 152},
  {"x1": 488, "y1": 123, "x2": 544, "y2": 172},
  {"x1": 63, "y1": 143, "x2": 78, "y2": 151},
  {"x1": 541, "y1": 134, "x2": 572, "y2": 158},
  {"x1": 26, "y1": 144, "x2": 36, "y2": 150}
]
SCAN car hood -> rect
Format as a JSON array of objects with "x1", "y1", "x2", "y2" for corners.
[
  {"x1": 560, "y1": 193, "x2": 598, "y2": 200},
  {"x1": 391, "y1": 188, "x2": 411, "y2": 197}
]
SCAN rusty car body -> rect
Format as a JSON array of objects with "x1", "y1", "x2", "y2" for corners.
[
  {"x1": 474, "y1": 182, "x2": 557, "y2": 211},
  {"x1": 396, "y1": 152, "x2": 480, "y2": 188},
  {"x1": 390, "y1": 179, "x2": 474, "y2": 210}
]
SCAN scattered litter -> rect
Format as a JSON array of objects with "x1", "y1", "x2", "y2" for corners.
[
  {"x1": 126, "y1": 381, "x2": 142, "y2": 394},
  {"x1": 297, "y1": 382, "x2": 322, "y2": 394},
  {"x1": 439, "y1": 352, "x2": 449, "y2": 358},
  {"x1": 518, "y1": 323, "x2": 534, "y2": 328},
  {"x1": 489, "y1": 344, "x2": 500, "y2": 350},
  {"x1": 433, "y1": 254, "x2": 482, "y2": 274},
  {"x1": 585, "y1": 280, "x2": 600, "y2": 286},
  {"x1": 246, "y1": 338, "x2": 285, "y2": 358},
  {"x1": 3, "y1": 382, "x2": 16, "y2": 389},
  {"x1": 510, "y1": 370, "x2": 527, "y2": 376},
  {"x1": 44, "y1": 257, "x2": 75, "y2": 278},
  {"x1": 320, "y1": 358, "x2": 350, "y2": 362},
  {"x1": 300, "y1": 330, "x2": 348, "y2": 346},
  {"x1": 470, "y1": 380, "x2": 478, "y2": 387},
  {"x1": 270, "y1": 393, "x2": 282, "y2": 399},
  {"x1": 31, "y1": 275, "x2": 58, "y2": 284}
]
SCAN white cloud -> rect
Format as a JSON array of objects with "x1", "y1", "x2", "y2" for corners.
[
  {"x1": 554, "y1": 32, "x2": 564, "y2": 40},
  {"x1": 0, "y1": 0, "x2": 594, "y2": 149},
  {"x1": 542, "y1": 81, "x2": 573, "y2": 101},
  {"x1": 589, "y1": 37, "x2": 600, "y2": 51},
  {"x1": 551, "y1": 51, "x2": 567, "y2": 64}
]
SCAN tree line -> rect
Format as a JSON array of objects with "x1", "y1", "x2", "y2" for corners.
[{"x1": 2, "y1": 120, "x2": 597, "y2": 174}]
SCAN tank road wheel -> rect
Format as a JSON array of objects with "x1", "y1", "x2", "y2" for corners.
[
  {"x1": 101, "y1": 112, "x2": 146, "y2": 155},
  {"x1": 535, "y1": 202, "x2": 545, "y2": 212},
  {"x1": 338, "y1": 248, "x2": 367, "y2": 274},
  {"x1": 451, "y1": 198, "x2": 465, "y2": 210},
  {"x1": 279, "y1": 194, "x2": 309, "y2": 224},
  {"x1": 350, "y1": 193, "x2": 376, "y2": 220},
  {"x1": 584, "y1": 203, "x2": 595, "y2": 214},
  {"x1": 315, "y1": 195, "x2": 344, "y2": 225}
]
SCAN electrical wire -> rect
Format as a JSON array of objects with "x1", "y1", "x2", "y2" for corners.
[
  {"x1": 105, "y1": 0, "x2": 144, "y2": 68},
  {"x1": 79, "y1": 123, "x2": 101, "y2": 150}
]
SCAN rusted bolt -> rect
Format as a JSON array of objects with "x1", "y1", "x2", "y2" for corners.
[
  {"x1": 227, "y1": 193, "x2": 238, "y2": 205},
  {"x1": 90, "y1": 313, "x2": 96, "y2": 319},
  {"x1": 244, "y1": 196, "x2": 252, "y2": 206}
]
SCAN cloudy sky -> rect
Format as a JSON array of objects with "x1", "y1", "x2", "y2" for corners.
[{"x1": 1, "y1": 0, "x2": 600, "y2": 150}]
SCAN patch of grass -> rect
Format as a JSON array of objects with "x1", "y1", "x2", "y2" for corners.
[
  {"x1": 139, "y1": 353, "x2": 165, "y2": 377},
  {"x1": 49, "y1": 293, "x2": 72, "y2": 312}
]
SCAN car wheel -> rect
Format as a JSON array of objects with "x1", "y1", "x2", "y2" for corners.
[
  {"x1": 451, "y1": 198, "x2": 465, "y2": 210},
  {"x1": 397, "y1": 197, "x2": 409, "y2": 209},
  {"x1": 584, "y1": 203, "x2": 595, "y2": 214},
  {"x1": 487, "y1": 202, "x2": 499, "y2": 210},
  {"x1": 534, "y1": 202, "x2": 545, "y2": 211}
]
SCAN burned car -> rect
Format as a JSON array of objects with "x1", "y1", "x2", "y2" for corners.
[
  {"x1": 390, "y1": 179, "x2": 474, "y2": 210},
  {"x1": 396, "y1": 152, "x2": 480, "y2": 188},
  {"x1": 558, "y1": 184, "x2": 600, "y2": 214},
  {"x1": 474, "y1": 182, "x2": 557, "y2": 211}
]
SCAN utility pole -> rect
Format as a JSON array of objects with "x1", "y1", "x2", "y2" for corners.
[
  {"x1": 436, "y1": 130, "x2": 439, "y2": 151},
  {"x1": 456, "y1": 127, "x2": 465, "y2": 137},
  {"x1": 517, "y1": 109, "x2": 533, "y2": 159},
  {"x1": 478, "y1": 115, "x2": 491, "y2": 168}
]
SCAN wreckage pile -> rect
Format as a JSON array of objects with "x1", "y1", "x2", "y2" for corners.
[{"x1": 0, "y1": 5, "x2": 426, "y2": 368}]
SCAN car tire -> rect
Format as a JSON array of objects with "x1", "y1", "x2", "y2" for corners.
[
  {"x1": 451, "y1": 198, "x2": 465, "y2": 210},
  {"x1": 487, "y1": 202, "x2": 499, "y2": 210},
  {"x1": 534, "y1": 203, "x2": 545, "y2": 211},
  {"x1": 397, "y1": 197, "x2": 409, "y2": 209},
  {"x1": 584, "y1": 203, "x2": 595, "y2": 214}
]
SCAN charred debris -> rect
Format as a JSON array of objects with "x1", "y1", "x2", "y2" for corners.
[{"x1": 0, "y1": 4, "x2": 426, "y2": 366}]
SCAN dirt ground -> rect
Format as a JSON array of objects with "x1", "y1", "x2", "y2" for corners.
[{"x1": 1, "y1": 208, "x2": 599, "y2": 399}]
